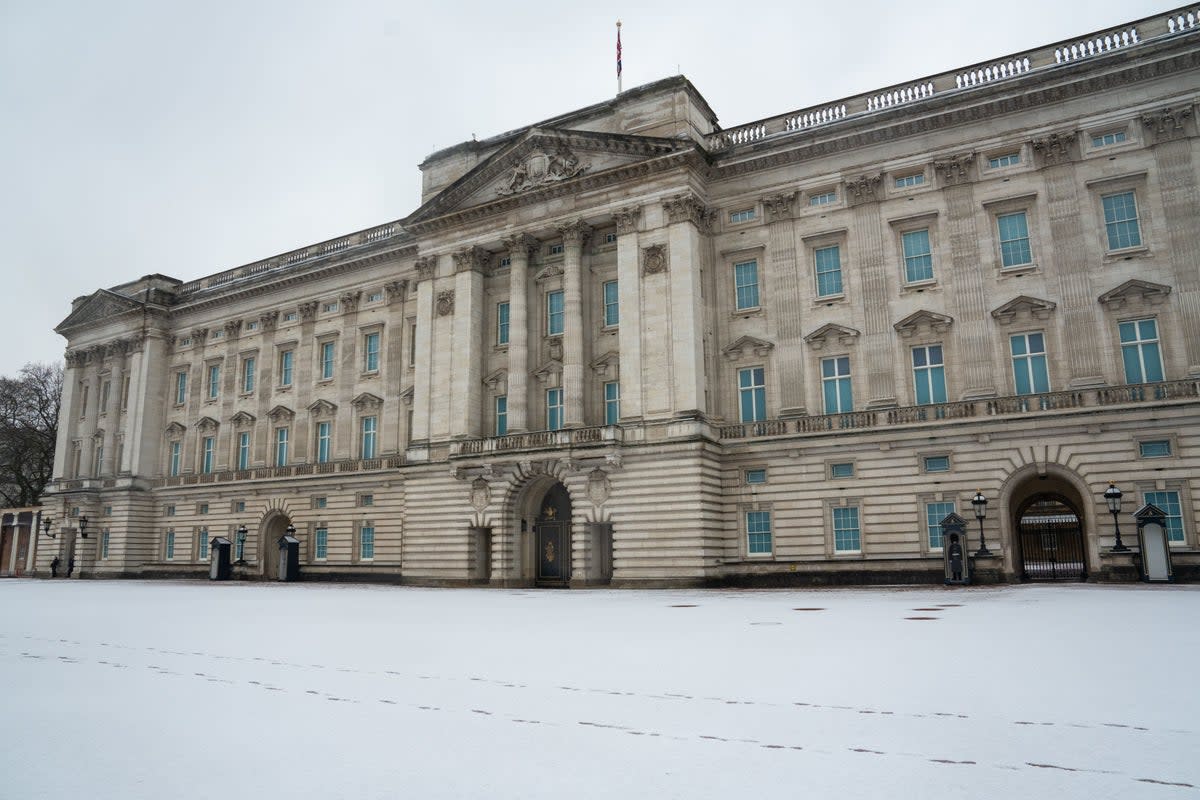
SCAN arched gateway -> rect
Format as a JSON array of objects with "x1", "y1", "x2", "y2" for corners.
[
  {"x1": 533, "y1": 483, "x2": 572, "y2": 587},
  {"x1": 258, "y1": 512, "x2": 292, "y2": 580},
  {"x1": 1015, "y1": 493, "x2": 1087, "y2": 581}
]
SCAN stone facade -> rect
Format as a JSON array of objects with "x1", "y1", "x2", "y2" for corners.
[{"x1": 43, "y1": 7, "x2": 1200, "y2": 586}]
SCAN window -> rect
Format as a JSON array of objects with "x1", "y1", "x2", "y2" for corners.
[
  {"x1": 212, "y1": 330, "x2": 223, "y2": 340},
  {"x1": 548, "y1": 243, "x2": 564, "y2": 256},
  {"x1": 360, "y1": 415, "x2": 377, "y2": 459},
  {"x1": 809, "y1": 190, "x2": 837, "y2": 206},
  {"x1": 168, "y1": 441, "x2": 181, "y2": 476},
  {"x1": 733, "y1": 260, "x2": 760, "y2": 310},
  {"x1": 923, "y1": 455, "x2": 951, "y2": 473},
  {"x1": 175, "y1": 371, "x2": 188, "y2": 405},
  {"x1": 1143, "y1": 490, "x2": 1184, "y2": 543},
  {"x1": 100, "y1": 380, "x2": 110, "y2": 413},
  {"x1": 603, "y1": 281, "x2": 619, "y2": 327},
  {"x1": 988, "y1": 152, "x2": 1021, "y2": 168},
  {"x1": 499, "y1": 256, "x2": 512, "y2": 267},
  {"x1": 821, "y1": 356, "x2": 853, "y2": 414},
  {"x1": 241, "y1": 357, "x2": 255, "y2": 393},
  {"x1": 320, "y1": 341, "x2": 336, "y2": 380},
  {"x1": 1092, "y1": 131, "x2": 1127, "y2": 147},
  {"x1": 93, "y1": 442, "x2": 104, "y2": 475},
  {"x1": 604, "y1": 232, "x2": 618, "y2": 244},
  {"x1": 738, "y1": 367, "x2": 766, "y2": 423},
  {"x1": 237, "y1": 431, "x2": 250, "y2": 470},
  {"x1": 833, "y1": 506, "x2": 861, "y2": 552},
  {"x1": 997, "y1": 212, "x2": 1032, "y2": 268},
  {"x1": 546, "y1": 290, "x2": 564, "y2": 336},
  {"x1": 101, "y1": 530, "x2": 110, "y2": 559},
  {"x1": 283, "y1": 311, "x2": 298, "y2": 323},
  {"x1": 895, "y1": 173, "x2": 925, "y2": 188},
  {"x1": 746, "y1": 510, "x2": 772, "y2": 554},
  {"x1": 198, "y1": 503, "x2": 209, "y2": 515},
  {"x1": 274, "y1": 427, "x2": 289, "y2": 466},
  {"x1": 495, "y1": 396, "x2": 508, "y2": 436},
  {"x1": 814, "y1": 245, "x2": 843, "y2": 297},
  {"x1": 323, "y1": 301, "x2": 338, "y2": 313},
  {"x1": 235, "y1": 534, "x2": 245, "y2": 561},
  {"x1": 1010, "y1": 333, "x2": 1050, "y2": 395},
  {"x1": 314, "y1": 496, "x2": 327, "y2": 509},
  {"x1": 729, "y1": 208, "x2": 756, "y2": 224},
  {"x1": 604, "y1": 381, "x2": 620, "y2": 426},
  {"x1": 314, "y1": 527, "x2": 328, "y2": 559},
  {"x1": 198, "y1": 530, "x2": 209, "y2": 561},
  {"x1": 79, "y1": 384, "x2": 88, "y2": 418},
  {"x1": 745, "y1": 469, "x2": 767, "y2": 485},
  {"x1": 926, "y1": 501, "x2": 956, "y2": 549},
  {"x1": 178, "y1": 337, "x2": 192, "y2": 347},
  {"x1": 316, "y1": 421, "x2": 332, "y2": 463},
  {"x1": 201, "y1": 437, "x2": 215, "y2": 474},
  {"x1": 165, "y1": 529, "x2": 175, "y2": 560},
  {"x1": 546, "y1": 388, "x2": 563, "y2": 431},
  {"x1": 206, "y1": 365, "x2": 220, "y2": 400},
  {"x1": 829, "y1": 462, "x2": 855, "y2": 479},
  {"x1": 166, "y1": 505, "x2": 176, "y2": 517},
  {"x1": 912, "y1": 345, "x2": 947, "y2": 405},
  {"x1": 359, "y1": 494, "x2": 374, "y2": 507},
  {"x1": 360, "y1": 525, "x2": 375, "y2": 560},
  {"x1": 1119, "y1": 319, "x2": 1164, "y2": 384},
  {"x1": 245, "y1": 320, "x2": 259, "y2": 331},
  {"x1": 1102, "y1": 191, "x2": 1142, "y2": 250},
  {"x1": 363, "y1": 332, "x2": 380, "y2": 372},
  {"x1": 234, "y1": 500, "x2": 245, "y2": 513},
  {"x1": 367, "y1": 290, "x2": 384, "y2": 303},
  {"x1": 1139, "y1": 439, "x2": 1172, "y2": 458},
  {"x1": 408, "y1": 322, "x2": 418, "y2": 366},
  {"x1": 121, "y1": 376, "x2": 130, "y2": 410},
  {"x1": 902, "y1": 229, "x2": 933, "y2": 283},
  {"x1": 279, "y1": 350, "x2": 294, "y2": 387},
  {"x1": 103, "y1": 505, "x2": 112, "y2": 517},
  {"x1": 497, "y1": 302, "x2": 510, "y2": 345}
]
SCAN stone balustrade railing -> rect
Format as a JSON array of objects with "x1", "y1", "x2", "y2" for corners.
[
  {"x1": 704, "y1": 7, "x2": 1189, "y2": 151},
  {"x1": 451, "y1": 425, "x2": 622, "y2": 456},
  {"x1": 718, "y1": 379, "x2": 1200, "y2": 441},
  {"x1": 145, "y1": 454, "x2": 405, "y2": 489},
  {"x1": 175, "y1": 221, "x2": 408, "y2": 296}
]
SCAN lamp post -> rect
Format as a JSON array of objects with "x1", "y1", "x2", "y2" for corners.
[
  {"x1": 286, "y1": 523, "x2": 296, "y2": 537},
  {"x1": 971, "y1": 490, "x2": 992, "y2": 557},
  {"x1": 1104, "y1": 482, "x2": 1129, "y2": 553},
  {"x1": 78, "y1": 515, "x2": 89, "y2": 539},
  {"x1": 42, "y1": 517, "x2": 55, "y2": 538},
  {"x1": 235, "y1": 525, "x2": 248, "y2": 564}
]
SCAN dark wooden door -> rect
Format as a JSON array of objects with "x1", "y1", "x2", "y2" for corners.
[{"x1": 534, "y1": 483, "x2": 572, "y2": 586}]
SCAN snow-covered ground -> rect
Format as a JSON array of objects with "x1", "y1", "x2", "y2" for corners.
[{"x1": 1, "y1": 580, "x2": 1197, "y2": 799}]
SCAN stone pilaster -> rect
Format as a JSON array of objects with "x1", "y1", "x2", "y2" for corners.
[
  {"x1": 52, "y1": 350, "x2": 84, "y2": 479},
  {"x1": 666, "y1": 199, "x2": 712, "y2": 415},
  {"x1": 558, "y1": 220, "x2": 591, "y2": 427},
  {"x1": 451, "y1": 248, "x2": 487, "y2": 438},
  {"x1": 219, "y1": 320, "x2": 242, "y2": 469},
  {"x1": 125, "y1": 333, "x2": 166, "y2": 477},
  {"x1": 502, "y1": 235, "x2": 538, "y2": 433},
  {"x1": 383, "y1": 281, "x2": 407, "y2": 453},
  {"x1": 100, "y1": 340, "x2": 126, "y2": 475},
  {"x1": 613, "y1": 206, "x2": 643, "y2": 422},
  {"x1": 293, "y1": 302, "x2": 318, "y2": 459},
  {"x1": 846, "y1": 174, "x2": 896, "y2": 407},
  {"x1": 409, "y1": 257, "x2": 436, "y2": 448},
  {"x1": 762, "y1": 192, "x2": 806, "y2": 416},
  {"x1": 255, "y1": 311, "x2": 278, "y2": 465},
  {"x1": 336, "y1": 291, "x2": 362, "y2": 459}
]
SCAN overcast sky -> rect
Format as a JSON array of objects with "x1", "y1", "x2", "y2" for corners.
[{"x1": 0, "y1": 0, "x2": 1174, "y2": 376}]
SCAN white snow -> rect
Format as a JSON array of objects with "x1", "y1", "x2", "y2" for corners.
[{"x1": 1, "y1": 580, "x2": 1197, "y2": 799}]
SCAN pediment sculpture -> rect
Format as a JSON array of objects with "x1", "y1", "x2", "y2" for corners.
[{"x1": 495, "y1": 147, "x2": 589, "y2": 196}]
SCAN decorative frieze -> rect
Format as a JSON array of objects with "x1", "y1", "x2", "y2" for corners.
[
  {"x1": 267, "y1": 405, "x2": 294, "y2": 423},
  {"x1": 495, "y1": 146, "x2": 589, "y2": 196},
  {"x1": 722, "y1": 335, "x2": 775, "y2": 361},
  {"x1": 307, "y1": 399, "x2": 338, "y2": 418},
  {"x1": 641, "y1": 244, "x2": 668, "y2": 276},
  {"x1": 351, "y1": 392, "x2": 383, "y2": 411}
]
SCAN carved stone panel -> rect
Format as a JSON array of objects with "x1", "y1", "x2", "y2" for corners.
[
  {"x1": 436, "y1": 290, "x2": 455, "y2": 317},
  {"x1": 495, "y1": 147, "x2": 589, "y2": 196},
  {"x1": 642, "y1": 244, "x2": 668, "y2": 276}
]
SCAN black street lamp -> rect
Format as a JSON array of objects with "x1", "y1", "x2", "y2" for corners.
[
  {"x1": 78, "y1": 515, "x2": 89, "y2": 539},
  {"x1": 285, "y1": 523, "x2": 296, "y2": 537},
  {"x1": 971, "y1": 490, "x2": 992, "y2": 557},
  {"x1": 236, "y1": 525, "x2": 248, "y2": 564},
  {"x1": 42, "y1": 517, "x2": 56, "y2": 539},
  {"x1": 1104, "y1": 482, "x2": 1129, "y2": 553}
]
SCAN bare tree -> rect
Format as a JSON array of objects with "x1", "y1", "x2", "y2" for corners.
[{"x1": 0, "y1": 362, "x2": 63, "y2": 507}]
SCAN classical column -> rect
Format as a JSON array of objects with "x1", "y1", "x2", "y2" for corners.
[
  {"x1": 52, "y1": 350, "x2": 84, "y2": 479},
  {"x1": 409, "y1": 257, "x2": 436, "y2": 448},
  {"x1": 935, "y1": 154, "x2": 995, "y2": 398},
  {"x1": 613, "y1": 206, "x2": 643, "y2": 421},
  {"x1": 293, "y1": 304, "x2": 318, "y2": 459},
  {"x1": 80, "y1": 346, "x2": 103, "y2": 476},
  {"x1": 219, "y1": 320, "x2": 242, "y2": 469},
  {"x1": 558, "y1": 220, "x2": 591, "y2": 427},
  {"x1": 99, "y1": 340, "x2": 127, "y2": 475},
  {"x1": 336, "y1": 291, "x2": 362, "y2": 459},
  {"x1": 762, "y1": 192, "x2": 805, "y2": 416},
  {"x1": 846, "y1": 174, "x2": 897, "y2": 408},
  {"x1": 125, "y1": 332, "x2": 167, "y2": 478},
  {"x1": 255, "y1": 311, "x2": 278, "y2": 465},
  {"x1": 1032, "y1": 133, "x2": 1104, "y2": 387},
  {"x1": 451, "y1": 247, "x2": 487, "y2": 439},
  {"x1": 1142, "y1": 108, "x2": 1200, "y2": 375},
  {"x1": 383, "y1": 280, "x2": 408, "y2": 453},
  {"x1": 501, "y1": 234, "x2": 538, "y2": 433},
  {"x1": 663, "y1": 194, "x2": 712, "y2": 415}
]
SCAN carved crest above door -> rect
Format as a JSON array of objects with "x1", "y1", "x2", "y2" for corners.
[{"x1": 495, "y1": 147, "x2": 589, "y2": 196}]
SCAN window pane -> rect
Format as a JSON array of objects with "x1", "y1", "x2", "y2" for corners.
[
  {"x1": 833, "y1": 507, "x2": 861, "y2": 551},
  {"x1": 1144, "y1": 491, "x2": 1184, "y2": 542},
  {"x1": 497, "y1": 303, "x2": 510, "y2": 344},
  {"x1": 1102, "y1": 192, "x2": 1141, "y2": 250},
  {"x1": 998, "y1": 212, "x2": 1032, "y2": 267},
  {"x1": 746, "y1": 511, "x2": 772, "y2": 554},
  {"x1": 547, "y1": 291, "x2": 564, "y2": 335},
  {"x1": 734, "y1": 261, "x2": 760, "y2": 310},
  {"x1": 1139, "y1": 440, "x2": 1171, "y2": 458},
  {"x1": 902, "y1": 229, "x2": 933, "y2": 283},
  {"x1": 815, "y1": 246, "x2": 842, "y2": 297},
  {"x1": 603, "y1": 281, "x2": 619, "y2": 327},
  {"x1": 926, "y1": 502, "x2": 956, "y2": 549}
]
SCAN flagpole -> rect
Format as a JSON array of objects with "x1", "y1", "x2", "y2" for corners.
[{"x1": 616, "y1": 20, "x2": 623, "y2": 95}]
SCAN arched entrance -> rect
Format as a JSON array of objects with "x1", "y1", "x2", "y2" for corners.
[
  {"x1": 259, "y1": 513, "x2": 291, "y2": 580},
  {"x1": 1015, "y1": 494, "x2": 1087, "y2": 581},
  {"x1": 533, "y1": 483, "x2": 572, "y2": 587}
]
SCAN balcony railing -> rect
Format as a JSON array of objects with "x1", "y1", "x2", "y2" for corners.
[
  {"x1": 451, "y1": 425, "x2": 622, "y2": 456},
  {"x1": 149, "y1": 455, "x2": 405, "y2": 488},
  {"x1": 718, "y1": 379, "x2": 1200, "y2": 440}
]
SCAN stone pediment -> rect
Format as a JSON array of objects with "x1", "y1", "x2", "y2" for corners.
[
  {"x1": 803, "y1": 323, "x2": 861, "y2": 350},
  {"x1": 482, "y1": 369, "x2": 508, "y2": 392},
  {"x1": 404, "y1": 129, "x2": 694, "y2": 229},
  {"x1": 267, "y1": 405, "x2": 294, "y2": 422},
  {"x1": 55, "y1": 290, "x2": 146, "y2": 334},
  {"x1": 195, "y1": 416, "x2": 220, "y2": 432},
  {"x1": 893, "y1": 310, "x2": 953, "y2": 338},
  {"x1": 533, "y1": 359, "x2": 563, "y2": 385},
  {"x1": 230, "y1": 411, "x2": 256, "y2": 427},
  {"x1": 352, "y1": 392, "x2": 383, "y2": 410},
  {"x1": 589, "y1": 351, "x2": 619, "y2": 377},
  {"x1": 164, "y1": 422, "x2": 186, "y2": 437},
  {"x1": 1097, "y1": 279, "x2": 1171, "y2": 310},
  {"x1": 990, "y1": 295, "x2": 1057, "y2": 325},
  {"x1": 399, "y1": 386, "x2": 414, "y2": 406},
  {"x1": 307, "y1": 399, "x2": 338, "y2": 418},
  {"x1": 722, "y1": 335, "x2": 775, "y2": 361}
]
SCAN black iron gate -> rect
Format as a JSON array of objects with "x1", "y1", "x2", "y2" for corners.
[{"x1": 1018, "y1": 497, "x2": 1087, "y2": 581}]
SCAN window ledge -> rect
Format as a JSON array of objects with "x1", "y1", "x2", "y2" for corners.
[
  {"x1": 731, "y1": 306, "x2": 763, "y2": 318},
  {"x1": 901, "y1": 280, "x2": 938, "y2": 294},
  {"x1": 999, "y1": 263, "x2": 1039, "y2": 277},
  {"x1": 1103, "y1": 246, "x2": 1152, "y2": 263},
  {"x1": 813, "y1": 295, "x2": 846, "y2": 307}
]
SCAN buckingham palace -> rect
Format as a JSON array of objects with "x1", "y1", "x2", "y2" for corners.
[{"x1": 41, "y1": 6, "x2": 1200, "y2": 586}]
